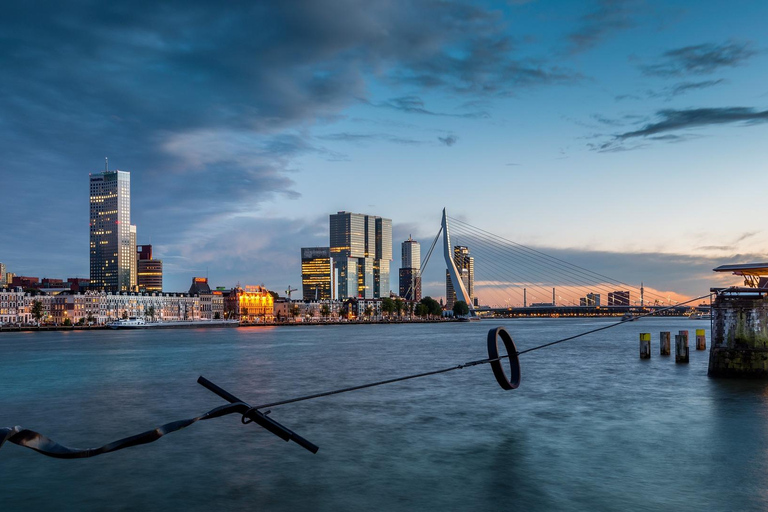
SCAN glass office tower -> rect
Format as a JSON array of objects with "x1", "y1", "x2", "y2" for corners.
[{"x1": 89, "y1": 169, "x2": 132, "y2": 292}]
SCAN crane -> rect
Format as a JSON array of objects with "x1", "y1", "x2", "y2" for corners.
[{"x1": 285, "y1": 286, "x2": 298, "y2": 300}]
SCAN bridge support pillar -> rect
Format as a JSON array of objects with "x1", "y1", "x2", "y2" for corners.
[
  {"x1": 709, "y1": 290, "x2": 768, "y2": 378},
  {"x1": 675, "y1": 331, "x2": 689, "y2": 364},
  {"x1": 660, "y1": 332, "x2": 670, "y2": 355},
  {"x1": 639, "y1": 333, "x2": 651, "y2": 359}
]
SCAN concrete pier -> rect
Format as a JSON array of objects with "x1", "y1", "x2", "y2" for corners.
[
  {"x1": 708, "y1": 288, "x2": 768, "y2": 377},
  {"x1": 675, "y1": 330, "x2": 689, "y2": 364},
  {"x1": 660, "y1": 331, "x2": 671, "y2": 355},
  {"x1": 640, "y1": 333, "x2": 651, "y2": 359}
]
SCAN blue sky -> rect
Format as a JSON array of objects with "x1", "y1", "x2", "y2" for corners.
[{"x1": 1, "y1": 0, "x2": 767, "y2": 299}]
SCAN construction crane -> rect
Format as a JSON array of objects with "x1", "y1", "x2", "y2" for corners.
[{"x1": 285, "y1": 286, "x2": 298, "y2": 300}]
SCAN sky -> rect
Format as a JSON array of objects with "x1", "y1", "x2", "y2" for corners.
[{"x1": 2, "y1": 0, "x2": 767, "y2": 300}]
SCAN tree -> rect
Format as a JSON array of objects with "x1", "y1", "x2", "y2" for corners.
[
  {"x1": 419, "y1": 297, "x2": 442, "y2": 318},
  {"x1": 415, "y1": 303, "x2": 428, "y2": 317},
  {"x1": 63, "y1": 318, "x2": 72, "y2": 326},
  {"x1": 147, "y1": 305, "x2": 156, "y2": 322},
  {"x1": 31, "y1": 300, "x2": 43, "y2": 325},
  {"x1": 453, "y1": 300, "x2": 469, "y2": 317},
  {"x1": 320, "y1": 304, "x2": 330, "y2": 319},
  {"x1": 394, "y1": 298, "x2": 404, "y2": 318},
  {"x1": 122, "y1": 310, "x2": 129, "y2": 320},
  {"x1": 214, "y1": 311, "x2": 221, "y2": 320},
  {"x1": 86, "y1": 312, "x2": 95, "y2": 325},
  {"x1": 381, "y1": 297, "x2": 395, "y2": 317},
  {"x1": 364, "y1": 305, "x2": 374, "y2": 319},
  {"x1": 290, "y1": 304, "x2": 300, "y2": 320}
]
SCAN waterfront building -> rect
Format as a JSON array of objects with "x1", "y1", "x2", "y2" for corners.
[
  {"x1": 445, "y1": 245, "x2": 474, "y2": 309},
  {"x1": 0, "y1": 263, "x2": 6, "y2": 286},
  {"x1": 89, "y1": 169, "x2": 132, "y2": 292},
  {"x1": 608, "y1": 290, "x2": 630, "y2": 306},
  {"x1": 136, "y1": 245, "x2": 162, "y2": 292},
  {"x1": 129, "y1": 225, "x2": 137, "y2": 290},
  {"x1": 399, "y1": 236, "x2": 422, "y2": 301},
  {"x1": 301, "y1": 247, "x2": 335, "y2": 301},
  {"x1": 329, "y1": 211, "x2": 392, "y2": 299},
  {"x1": 225, "y1": 285, "x2": 274, "y2": 322},
  {"x1": 189, "y1": 277, "x2": 223, "y2": 319}
]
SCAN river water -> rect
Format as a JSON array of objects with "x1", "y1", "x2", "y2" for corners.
[{"x1": 1, "y1": 318, "x2": 767, "y2": 511}]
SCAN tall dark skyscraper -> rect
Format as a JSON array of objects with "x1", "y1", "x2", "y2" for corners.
[
  {"x1": 301, "y1": 247, "x2": 334, "y2": 301},
  {"x1": 330, "y1": 211, "x2": 392, "y2": 299},
  {"x1": 89, "y1": 168, "x2": 133, "y2": 292}
]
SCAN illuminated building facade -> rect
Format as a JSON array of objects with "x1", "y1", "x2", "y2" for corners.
[
  {"x1": 226, "y1": 285, "x2": 274, "y2": 322},
  {"x1": 580, "y1": 293, "x2": 601, "y2": 306},
  {"x1": 136, "y1": 245, "x2": 162, "y2": 292},
  {"x1": 329, "y1": 211, "x2": 392, "y2": 299},
  {"x1": 399, "y1": 236, "x2": 421, "y2": 301},
  {"x1": 90, "y1": 169, "x2": 132, "y2": 292},
  {"x1": 0, "y1": 263, "x2": 6, "y2": 287},
  {"x1": 130, "y1": 225, "x2": 137, "y2": 290},
  {"x1": 445, "y1": 245, "x2": 474, "y2": 309},
  {"x1": 301, "y1": 247, "x2": 334, "y2": 301}
]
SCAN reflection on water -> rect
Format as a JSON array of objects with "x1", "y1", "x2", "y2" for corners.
[{"x1": 1, "y1": 319, "x2": 768, "y2": 511}]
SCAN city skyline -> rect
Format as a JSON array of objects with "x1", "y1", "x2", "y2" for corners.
[{"x1": 2, "y1": 1, "x2": 765, "y2": 298}]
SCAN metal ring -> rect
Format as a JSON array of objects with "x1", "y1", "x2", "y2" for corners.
[{"x1": 487, "y1": 327, "x2": 521, "y2": 390}]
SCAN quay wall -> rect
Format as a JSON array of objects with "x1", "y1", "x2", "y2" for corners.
[{"x1": 709, "y1": 292, "x2": 768, "y2": 377}]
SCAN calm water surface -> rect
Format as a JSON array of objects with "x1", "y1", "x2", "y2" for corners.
[{"x1": 2, "y1": 319, "x2": 767, "y2": 511}]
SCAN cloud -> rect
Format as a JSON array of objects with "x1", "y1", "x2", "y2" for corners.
[
  {"x1": 367, "y1": 96, "x2": 489, "y2": 118},
  {"x1": 0, "y1": 0, "x2": 582, "y2": 284},
  {"x1": 641, "y1": 41, "x2": 757, "y2": 77},
  {"x1": 594, "y1": 107, "x2": 768, "y2": 151},
  {"x1": 438, "y1": 135, "x2": 458, "y2": 146},
  {"x1": 567, "y1": 0, "x2": 645, "y2": 54},
  {"x1": 318, "y1": 132, "x2": 423, "y2": 145}
]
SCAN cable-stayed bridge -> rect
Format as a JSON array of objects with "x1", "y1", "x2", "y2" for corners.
[{"x1": 417, "y1": 209, "x2": 702, "y2": 317}]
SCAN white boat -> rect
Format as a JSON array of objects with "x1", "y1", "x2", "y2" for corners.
[
  {"x1": 108, "y1": 318, "x2": 239, "y2": 329},
  {"x1": 108, "y1": 317, "x2": 148, "y2": 329},
  {"x1": 690, "y1": 312, "x2": 712, "y2": 320}
]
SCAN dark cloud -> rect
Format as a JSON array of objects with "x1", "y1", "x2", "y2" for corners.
[
  {"x1": 661, "y1": 79, "x2": 725, "y2": 97},
  {"x1": 641, "y1": 41, "x2": 757, "y2": 77},
  {"x1": 0, "y1": 0, "x2": 578, "y2": 283},
  {"x1": 594, "y1": 107, "x2": 768, "y2": 151},
  {"x1": 438, "y1": 135, "x2": 458, "y2": 146},
  {"x1": 366, "y1": 96, "x2": 490, "y2": 118},
  {"x1": 318, "y1": 132, "x2": 423, "y2": 145},
  {"x1": 567, "y1": 0, "x2": 645, "y2": 54},
  {"x1": 616, "y1": 80, "x2": 725, "y2": 102}
]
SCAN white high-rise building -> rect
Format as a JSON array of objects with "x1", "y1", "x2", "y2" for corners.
[
  {"x1": 90, "y1": 168, "x2": 132, "y2": 292},
  {"x1": 401, "y1": 236, "x2": 420, "y2": 270}
]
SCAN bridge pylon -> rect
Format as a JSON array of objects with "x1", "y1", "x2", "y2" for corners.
[{"x1": 442, "y1": 208, "x2": 476, "y2": 317}]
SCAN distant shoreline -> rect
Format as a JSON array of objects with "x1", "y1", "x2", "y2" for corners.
[{"x1": 0, "y1": 318, "x2": 454, "y2": 333}]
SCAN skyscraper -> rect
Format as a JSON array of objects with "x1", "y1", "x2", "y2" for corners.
[
  {"x1": 89, "y1": 169, "x2": 132, "y2": 292},
  {"x1": 129, "y1": 224, "x2": 137, "y2": 290},
  {"x1": 136, "y1": 245, "x2": 163, "y2": 292},
  {"x1": 330, "y1": 211, "x2": 392, "y2": 299},
  {"x1": 0, "y1": 263, "x2": 6, "y2": 287},
  {"x1": 446, "y1": 245, "x2": 473, "y2": 309},
  {"x1": 301, "y1": 247, "x2": 335, "y2": 301},
  {"x1": 399, "y1": 236, "x2": 421, "y2": 301}
]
